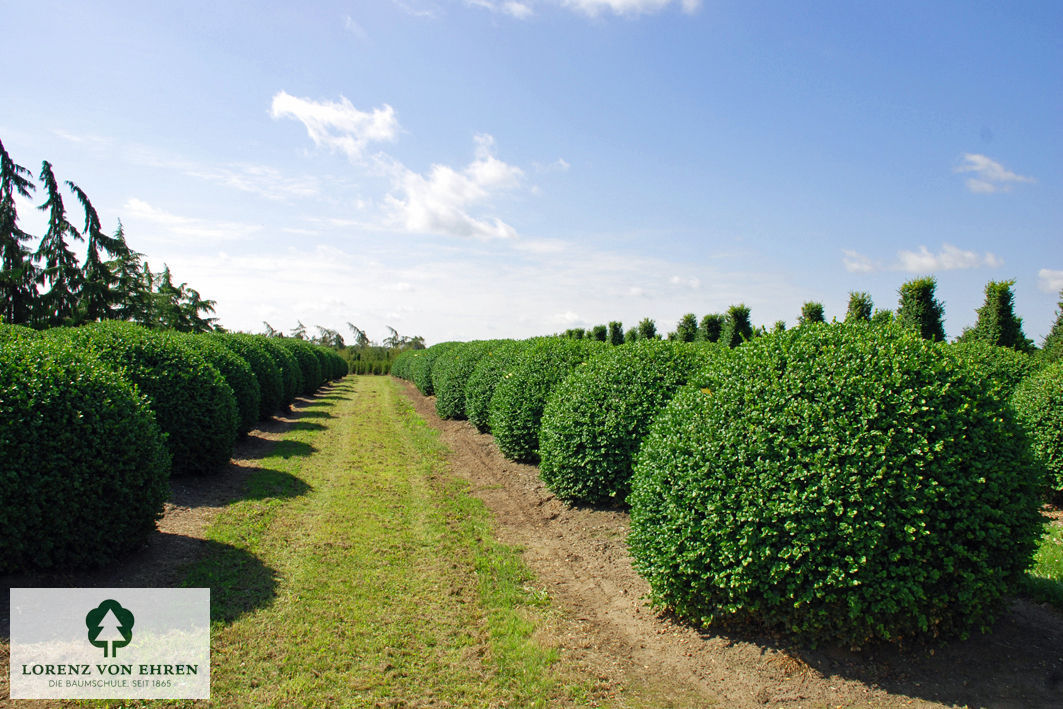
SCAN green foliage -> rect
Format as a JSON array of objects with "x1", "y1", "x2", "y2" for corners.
[
  {"x1": 608, "y1": 321, "x2": 624, "y2": 346},
  {"x1": 629, "y1": 323, "x2": 1043, "y2": 645},
  {"x1": 950, "y1": 341, "x2": 1038, "y2": 402},
  {"x1": 0, "y1": 323, "x2": 39, "y2": 342},
  {"x1": 434, "y1": 341, "x2": 493, "y2": 420},
  {"x1": 391, "y1": 348, "x2": 423, "y2": 380},
  {"x1": 49, "y1": 322, "x2": 237, "y2": 475},
  {"x1": 624, "y1": 327, "x2": 638, "y2": 344},
  {"x1": 211, "y1": 333, "x2": 284, "y2": 421},
  {"x1": 538, "y1": 340, "x2": 715, "y2": 504},
  {"x1": 846, "y1": 292, "x2": 873, "y2": 323},
  {"x1": 274, "y1": 337, "x2": 325, "y2": 394},
  {"x1": 464, "y1": 340, "x2": 526, "y2": 433},
  {"x1": 590, "y1": 324, "x2": 608, "y2": 342},
  {"x1": 1012, "y1": 360, "x2": 1063, "y2": 496},
  {"x1": 182, "y1": 333, "x2": 262, "y2": 436},
  {"x1": 637, "y1": 318, "x2": 657, "y2": 340},
  {"x1": 772, "y1": 320, "x2": 786, "y2": 334},
  {"x1": 720, "y1": 304, "x2": 753, "y2": 348},
  {"x1": 0, "y1": 137, "x2": 39, "y2": 325},
  {"x1": 799, "y1": 302, "x2": 825, "y2": 325},
  {"x1": 698, "y1": 314, "x2": 724, "y2": 343},
  {"x1": 673, "y1": 313, "x2": 698, "y2": 342},
  {"x1": 956, "y1": 280, "x2": 1033, "y2": 352},
  {"x1": 1038, "y1": 290, "x2": 1063, "y2": 364},
  {"x1": 257, "y1": 336, "x2": 303, "y2": 407},
  {"x1": 490, "y1": 339, "x2": 604, "y2": 463},
  {"x1": 897, "y1": 276, "x2": 946, "y2": 341},
  {"x1": 0, "y1": 338, "x2": 170, "y2": 571},
  {"x1": 411, "y1": 342, "x2": 459, "y2": 396},
  {"x1": 870, "y1": 309, "x2": 894, "y2": 326}
]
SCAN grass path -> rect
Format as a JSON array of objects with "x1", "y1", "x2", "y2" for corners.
[{"x1": 176, "y1": 375, "x2": 595, "y2": 707}]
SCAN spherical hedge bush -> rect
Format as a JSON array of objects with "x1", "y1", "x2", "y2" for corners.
[
  {"x1": 50, "y1": 322, "x2": 238, "y2": 476},
  {"x1": 465, "y1": 340, "x2": 524, "y2": 433},
  {"x1": 0, "y1": 323, "x2": 39, "y2": 342},
  {"x1": 538, "y1": 340, "x2": 716, "y2": 504},
  {"x1": 211, "y1": 333, "x2": 284, "y2": 420},
  {"x1": 0, "y1": 338, "x2": 171, "y2": 572},
  {"x1": 1012, "y1": 360, "x2": 1063, "y2": 497},
  {"x1": 411, "y1": 342, "x2": 460, "y2": 396},
  {"x1": 256, "y1": 336, "x2": 303, "y2": 407},
  {"x1": 391, "y1": 349, "x2": 419, "y2": 380},
  {"x1": 434, "y1": 341, "x2": 493, "y2": 420},
  {"x1": 181, "y1": 333, "x2": 261, "y2": 436},
  {"x1": 275, "y1": 338, "x2": 323, "y2": 395},
  {"x1": 950, "y1": 341, "x2": 1038, "y2": 401},
  {"x1": 490, "y1": 338, "x2": 605, "y2": 463},
  {"x1": 628, "y1": 323, "x2": 1043, "y2": 645}
]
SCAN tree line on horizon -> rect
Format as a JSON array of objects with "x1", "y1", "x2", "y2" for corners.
[
  {"x1": 562, "y1": 277, "x2": 1063, "y2": 363},
  {"x1": 0, "y1": 138, "x2": 218, "y2": 332}
]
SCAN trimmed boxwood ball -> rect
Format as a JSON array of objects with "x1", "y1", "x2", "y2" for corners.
[
  {"x1": 391, "y1": 349, "x2": 418, "y2": 380},
  {"x1": 49, "y1": 322, "x2": 238, "y2": 476},
  {"x1": 1012, "y1": 360, "x2": 1063, "y2": 497},
  {"x1": 181, "y1": 333, "x2": 261, "y2": 436},
  {"x1": 275, "y1": 337, "x2": 323, "y2": 395},
  {"x1": 949, "y1": 341, "x2": 1038, "y2": 401},
  {"x1": 538, "y1": 340, "x2": 716, "y2": 505},
  {"x1": 434, "y1": 341, "x2": 493, "y2": 420},
  {"x1": 628, "y1": 323, "x2": 1044, "y2": 645},
  {"x1": 465, "y1": 340, "x2": 525, "y2": 433},
  {"x1": 412, "y1": 342, "x2": 460, "y2": 396},
  {"x1": 490, "y1": 338, "x2": 606, "y2": 463},
  {"x1": 256, "y1": 336, "x2": 303, "y2": 407},
  {"x1": 211, "y1": 333, "x2": 284, "y2": 420},
  {"x1": 0, "y1": 338, "x2": 171, "y2": 572}
]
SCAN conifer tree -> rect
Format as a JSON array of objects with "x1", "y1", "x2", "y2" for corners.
[
  {"x1": 896, "y1": 276, "x2": 945, "y2": 341},
  {"x1": 637, "y1": 317, "x2": 658, "y2": 340},
  {"x1": 1040, "y1": 290, "x2": 1063, "y2": 363},
  {"x1": 66, "y1": 181, "x2": 127, "y2": 322},
  {"x1": 608, "y1": 321, "x2": 624, "y2": 345},
  {"x1": 956, "y1": 280, "x2": 1033, "y2": 351},
  {"x1": 799, "y1": 301, "x2": 825, "y2": 326},
  {"x1": 697, "y1": 313, "x2": 724, "y2": 343},
  {"x1": 34, "y1": 161, "x2": 83, "y2": 326},
  {"x1": 674, "y1": 313, "x2": 698, "y2": 342},
  {"x1": 108, "y1": 221, "x2": 148, "y2": 322},
  {"x1": 720, "y1": 304, "x2": 753, "y2": 348},
  {"x1": 845, "y1": 291, "x2": 873, "y2": 322},
  {"x1": 0, "y1": 139, "x2": 38, "y2": 325}
]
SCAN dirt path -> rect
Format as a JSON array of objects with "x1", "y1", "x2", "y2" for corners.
[{"x1": 398, "y1": 380, "x2": 1063, "y2": 708}]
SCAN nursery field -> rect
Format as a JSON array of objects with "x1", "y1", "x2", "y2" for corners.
[{"x1": 2, "y1": 373, "x2": 1061, "y2": 707}]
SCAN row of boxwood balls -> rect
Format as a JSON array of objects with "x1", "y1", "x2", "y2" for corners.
[
  {"x1": 0, "y1": 322, "x2": 347, "y2": 573},
  {"x1": 394, "y1": 325, "x2": 1058, "y2": 645}
]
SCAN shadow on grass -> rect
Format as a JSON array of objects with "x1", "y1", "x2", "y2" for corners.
[
  {"x1": 288, "y1": 420, "x2": 327, "y2": 432},
  {"x1": 0, "y1": 535, "x2": 279, "y2": 640},
  {"x1": 290, "y1": 408, "x2": 335, "y2": 419},
  {"x1": 239, "y1": 438, "x2": 318, "y2": 461}
]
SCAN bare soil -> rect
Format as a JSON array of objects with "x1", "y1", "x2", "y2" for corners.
[{"x1": 398, "y1": 380, "x2": 1063, "y2": 709}]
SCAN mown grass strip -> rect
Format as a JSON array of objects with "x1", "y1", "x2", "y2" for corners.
[
  {"x1": 167, "y1": 375, "x2": 596, "y2": 707},
  {"x1": 1024, "y1": 521, "x2": 1063, "y2": 610}
]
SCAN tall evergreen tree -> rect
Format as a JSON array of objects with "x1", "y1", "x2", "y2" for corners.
[
  {"x1": 799, "y1": 301, "x2": 825, "y2": 326},
  {"x1": 845, "y1": 291, "x2": 873, "y2": 323},
  {"x1": 896, "y1": 276, "x2": 945, "y2": 341},
  {"x1": 0, "y1": 138, "x2": 38, "y2": 325},
  {"x1": 608, "y1": 321, "x2": 624, "y2": 346},
  {"x1": 107, "y1": 221, "x2": 148, "y2": 322},
  {"x1": 34, "y1": 161, "x2": 83, "y2": 326},
  {"x1": 590, "y1": 324, "x2": 608, "y2": 342},
  {"x1": 180, "y1": 286, "x2": 217, "y2": 333},
  {"x1": 956, "y1": 280, "x2": 1034, "y2": 351},
  {"x1": 637, "y1": 317, "x2": 658, "y2": 340},
  {"x1": 674, "y1": 313, "x2": 698, "y2": 342},
  {"x1": 1040, "y1": 290, "x2": 1063, "y2": 363},
  {"x1": 697, "y1": 313, "x2": 725, "y2": 343},
  {"x1": 720, "y1": 304, "x2": 753, "y2": 348},
  {"x1": 66, "y1": 180, "x2": 126, "y2": 322}
]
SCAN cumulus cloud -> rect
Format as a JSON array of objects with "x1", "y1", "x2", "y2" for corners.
[
  {"x1": 382, "y1": 133, "x2": 524, "y2": 240},
  {"x1": 467, "y1": 0, "x2": 534, "y2": 18},
  {"x1": 123, "y1": 198, "x2": 261, "y2": 243},
  {"x1": 842, "y1": 249, "x2": 875, "y2": 273},
  {"x1": 668, "y1": 275, "x2": 701, "y2": 289},
  {"x1": 1039, "y1": 268, "x2": 1063, "y2": 293},
  {"x1": 897, "y1": 244, "x2": 1002, "y2": 272},
  {"x1": 270, "y1": 91, "x2": 399, "y2": 161},
  {"x1": 564, "y1": 0, "x2": 700, "y2": 16},
  {"x1": 954, "y1": 153, "x2": 1035, "y2": 194}
]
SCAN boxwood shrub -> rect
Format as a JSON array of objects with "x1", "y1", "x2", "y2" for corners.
[
  {"x1": 1012, "y1": 360, "x2": 1063, "y2": 497},
  {"x1": 465, "y1": 340, "x2": 525, "y2": 433},
  {"x1": 211, "y1": 333, "x2": 284, "y2": 420},
  {"x1": 0, "y1": 338, "x2": 171, "y2": 572},
  {"x1": 50, "y1": 322, "x2": 238, "y2": 476},
  {"x1": 411, "y1": 342, "x2": 460, "y2": 396},
  {"x1": 182, "y1": 333, "x2": 261, "y2": 436},
  {"x1": 490, "y1": 338, "x2": 605, "y2": 463},
  {"x1": 949, "y1": 341, "x2": 1038, "y2": 401},
  {"x1": 256, "y1": 336, "x2": 303, "y2": 407},
  {"x1": 434, "y1": 340, "x2": 494, "y2": 420},
  {"x1": 390, "y1": 349, "x2": 419, "y2": 380},
  {"x1": 538, "y1": 340, "x2": 717, "y2": 505},
  {"x1": 275, "y1": 337, "x2": 324, "y2": 395},
  {"x1": 628, "y1": 323, "x2": 1044, "y2": 645},
  {"x1": 0, "y1": 323, "x2": 39, "y2": 342}
]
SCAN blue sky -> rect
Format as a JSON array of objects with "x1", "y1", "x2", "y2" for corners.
[{"x1": 3, "y1": 0, "x2": 1060, "y2": 344}]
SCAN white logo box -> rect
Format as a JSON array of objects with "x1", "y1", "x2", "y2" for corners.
[{"x1": 9, "y1": 588, "x2": 210, "y2": 699}]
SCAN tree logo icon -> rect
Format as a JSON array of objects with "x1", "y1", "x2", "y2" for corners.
[{"x1": 85, "y1": 599, "x2": 134, "y2": 658}]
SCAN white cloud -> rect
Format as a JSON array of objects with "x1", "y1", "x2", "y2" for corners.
[
  {"x1": 563, "y1": 0, "x2": 700, "y2": 16},
  {"x1": 842, "y1": 249, "x2": 875, "y2": 273},
  {"x1": 897, "y1": 244, "x2": 1002, "y2": 272},
  {"x1": 382, "y1": 133, "x2": 524, "y2": 240},
  {"x1": 270, "y1": 91, "x2": 399, "y2": 161},
  {"x1": 1039, "y1": 269, "x2": 1063, "y2": 293},
  {"x1": 467, "y1": 0, "x2": 534, "y2": 18},
  {"x1": 954, "y1": 153, "x2": 1035, "y2": 194},
  {"x1": 668, "y1": 275, "x2": 700, "y2": 289},
  {"x1": 123, "y1": 198, "x2": 261, "y2": 243},
  {"x1": 343, "y1": 15, "x2": 369, "y2": 40}
]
